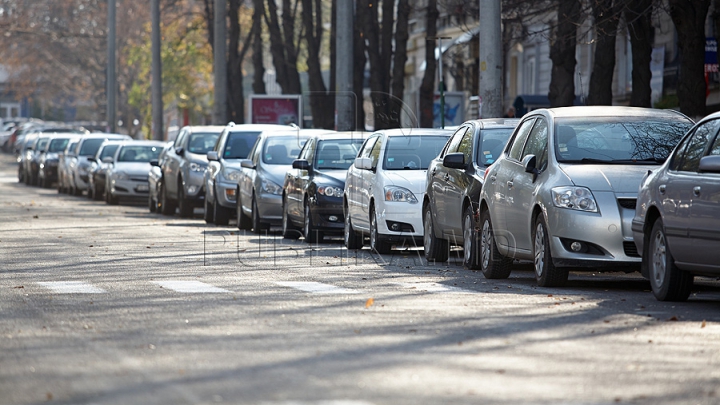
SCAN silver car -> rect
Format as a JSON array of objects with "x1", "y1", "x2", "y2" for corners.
[
  {"x1": 105, "y1": 141, "x2": 165, "y2": 205},
  {"x1": 479, "y1": 106, "x2": 693, "y2": 287},
  {"x1": 68, "y1": 133, "x2": 131, "y2": 196},
  {"x1": 632, "y1": 111, "x2": 720, "y2": 301}
]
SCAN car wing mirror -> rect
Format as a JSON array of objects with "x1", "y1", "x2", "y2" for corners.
[
  {"x1": 102, "y1": 156, "x2": 114, "y2": 164},
  {"x1": 699, "y1": 155, "x2": 720, "y2": 173},
  {"x1": 175, "y1": 147, "x2": 184, "y2": 156},
  {"x1": 240, "y1": 159, "x2": 256, "y2": 169},
  {"x1": 88, "y1": 157, "x2": 97, "y2": 162},
  {"x1": 150, "y1": 159, "x2": 159, "y2": 167},
  {"x1": 292, "y1": 159, "x2": 311, "y2": 171},
  {"x1": 355, "y1": 156, "x2": 372, "y2": 170},
  {"x1": 442, "y1": 152, "x2": 466, "y2": 169},
  {"x1": 522, "y1": 154, "x2": 540, "y2": 182},
  {"x1": 207, "y1": 151, "x2": 219, "y2": 161}
]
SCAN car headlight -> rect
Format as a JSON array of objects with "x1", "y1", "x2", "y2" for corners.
[
  {"x1": 261, "y1": 179, "x2": 283, "y2": 195},
  {"x1": 318, "y1": 185, "x2": 343, "y2": 197},
  {"x1": 552, "y1": 186, "x2": 598, "y2": 212},
  {"x1": 114, "y1": 171, "x2": 129, "y2": 181},
  {"x1": 384, "y1": 186, "x2": 418, "y2": 203},
  {"x1": 223, "y1": 168, "x2": 241, "y2": 182},
  {"x1": 189, "y1": 162, "x2": 206, "y2": 172}
]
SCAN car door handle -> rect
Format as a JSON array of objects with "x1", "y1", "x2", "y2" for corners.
[
  {"x1": 693, "y1": 186, "x2": 701, "y2": 196},
  {"x1": 658, "y1": 184, "x2": 666, "y2": 194}
]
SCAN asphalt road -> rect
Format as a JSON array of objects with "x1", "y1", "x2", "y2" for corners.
[{"x1": 1, "y1": 151, "x2": 719, "y2": 405}]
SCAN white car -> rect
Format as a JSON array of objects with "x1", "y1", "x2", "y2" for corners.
[
  {"x1": 105, "y1": 140, "x2": 165, "y2": 205},
  {"x1": 343, "y1": 128, "x2": 452, "y2": 253}
]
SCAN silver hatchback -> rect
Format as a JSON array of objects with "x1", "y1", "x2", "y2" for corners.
[{"x1": 478, "y1": 106, "x2": 693, "y2": 287}]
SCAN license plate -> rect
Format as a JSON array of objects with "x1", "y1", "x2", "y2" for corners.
[{"x1": 136, "y1": 184, "x2": 149, "y2": 192}]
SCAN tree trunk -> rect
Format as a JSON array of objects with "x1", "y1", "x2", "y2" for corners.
[
  {"x1": 669, "y1": 0, "x2": 711, "y2": 118},
  {"x1": 301, "y1": 0, "x2": 334, "y2": 129},
  {"x1": 419, "y1": 0, "x2": 438, "y2": 128},
  {"x1": 227, "y1": 0, "x2": 244, "y2": 124},
  {"x1": 358, "y1": 0, "x2": 391, "y2": 130},
  {"x1": 390, "y1": 0, "x2": 410, "y2": 127},
  {"x1": 548, "y1": 0, "x2": 580, "y2": 107},
  {"x1": 265, "y1": 0, "x2": 301, "y2": 94},
  {"x1": 587, "y1": 0, "x2": 618, "y2": 105},
  {"x1": 252, "y1": 0, "x2": 266, "y2": 95},
  {"x1": 625, "y1": 0, "x2": 653, "y2": 107},
  {"x1": 353, "y1": 0, "x2": 367, "y2": 130}
]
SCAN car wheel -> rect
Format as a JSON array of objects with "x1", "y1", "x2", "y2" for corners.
[
  {"x1": 303, "y1": 201, "x2": 323, "y2": 243},
  {"x1": 213, "y1": 188, "x2": 231, "y2": 226},
  {"x1": 160, "y1": 182, "x2": 176, "y2": 216},
  {"x1": 533, "y1": 214, "x2": 568, "y2": 287},
  {"x1": 93, "y1": 184, "x2": 104, "y2": 201},
  {"x1": 203, "y1": 188, "x2": 215, "y2": 224},
  {"x1": 423, "y1": 204, "x2": 448, "y2": 262},
  {"x1": 281, "y1": 196, "x2": 300, "y2": 239},
  {"x1": 106, "y1": 187, "x2": 119, "y2": 205},
  {"x1": 178, "y1": 179, "x2": 193, "y2": 218},
  {"x1": 148, "y1": 191, "x2": 157, "y2": 213},
  {"x1": 462, "y1": 205, "x2": 481, "y2": 270},
  {"x1": 344, "y1": 208, "x2": 363, "y2": 250},
  {"x1": 87, "y1": 184, "x2": 94, "y2": 199},
  {"x1": 57, "y1": 177, "x2": 64, "y2": 194},
  {"x1": 250, "y1": 195, "x2": 267, "y2": 233},
  {"x1": 237, "y1": 190, "x2": 252, "y2": 230},
  {"x1": 18, "y1": 165, "x2": 24, "y2": 183},
  {"x1": 480, "y1": 209, "x2": 512, "y2": 279},
  {"x1": 370, "y1": 205, "x2": 391, "y2": 254},
  {"x1": 648, "y1": 218, "x2": 693, "y2": 301}
]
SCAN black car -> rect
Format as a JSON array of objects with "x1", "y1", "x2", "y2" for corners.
[
  {"x1": 282, "y1": 132, "x2": 367, "y2": 242},
  {"x1": 423, "y1": 118, "x2": 519, "y2": 267}
]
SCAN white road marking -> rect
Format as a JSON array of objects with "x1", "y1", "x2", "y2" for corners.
[
  {"x1": 276, "y1": 281, "x2": 359, "y2": 294},
  {"x1": 0, "y1": 176, "x2": 18, "y2": 183},
  {"x1": 151, "y1": 280, "x2": 230, "y2": 293},
  {"x1": 37, "y1": 281, "x2": 106, "y2": 294},
  {"x1": 395, "y1": 282, "x2": 469, "y2": 293}
]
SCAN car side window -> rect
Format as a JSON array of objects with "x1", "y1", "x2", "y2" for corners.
[
  {"x1": 213, "y1": 130, "x2": 226, "y2": 153},
  {"x1": 358, "y1": 136, "x2": 378, "y2": 159},
  {"x1": 174, "y1": 130, "x2": 187, "y2": 148},
  {"x1": 710, "y1": 134, "x2": 720, "y2": 156},
  {"x1": 522, "y1": 118, "x2": 549, "y2": 171},
  {"x1": 443, "y1": 126, "x2": 468, "y2": 156},
  {"x1": 508, "y1": 118, "x2": 536, "y2": 161},
  {"x1": 457, "y1": 128, "x2": 474, "y2": 164},
  {"x1": 369, "y1": 136, "x2": 383, "y2": 169},
  {"x1": 674, "y1": 120, "x2": 718, "y2": 172},
  {"x1": 301, "y1": 139, "x2": 315, "y2": 162}
]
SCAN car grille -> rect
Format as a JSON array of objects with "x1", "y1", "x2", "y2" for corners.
[
  {"x1": 623, "y1": 241, "x2": 640, "y2": 257},
  {"x1": 130, "y1": 176, "x2": 149, "y2": 182},
  {"x1": 617, "y1": 198, "x2": 637, "y2": 209}
]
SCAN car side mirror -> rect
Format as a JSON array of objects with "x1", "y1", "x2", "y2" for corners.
[
  {"x1": 150, "y1": 160, "x2": 159, "y2": 167},
  {"x1": 88, "y1": 157, "x2": 97, "y2": 162},
  {"x1": 102, "y1": 156, "x2": 114, "y2": 164},
  {"x1": 240, "y1": 159, "x2": 255, "y2": 169},
  {"x1": 442, "y1": 152, "x2": 466, "y2": 169},
  {"x1": 699, "y1": 155, "x2": 720, "y2": 173},
  {"x1": 355, "y1": 156, "x2": 373, "y2": 170},
  {"x1": 175, "y1": 147, "x2": 184, "y2": 156},
  {"x1": 522, "y1": 154, "x2": 540, "y2": 182},
  {"x1": 292, "y1": 159, "x2": 311, "y2": 171},
  {"x1": 207, "y1": 151, "x2": 219, "y2": 161}
]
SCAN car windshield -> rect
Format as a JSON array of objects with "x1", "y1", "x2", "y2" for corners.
[
  {"x1": 315, "y1": 139, "x2": 364, "y2": 170},
  {"x1": 117, "y1": 145, "x2": 162, "y2": 162},
  {"x1": 187, "y1": 132, "x2": 220, "y2": 154},
  {"x1": 262, "y1": 136, "x2": 307, "y2": 165},
  {"x1": 554, "y1": 117, "x2": 693, "y2": 164},
  {"x1": 36, "y1": 138, "x2": 49, "y2": 151},
  {"x1": 65, "y1": 141, "x2": 79, "y2": 155},
  {"x1": 477, "y1": 128, "x2": 514, "y2": 166},
  {"x1": 99, "y1": 144, "x2": 120, "y2": 160},
  {"x1": 48, "y1": 138, "x2": 70, "y2": 153},
  {"x1": 223, "y1": 131, "x2": 261, "y2": 159},
  {"x1": 79, "y1": 139, "x2": 107, "y2": 156},
  {"x1": 384, "y1": 135, "x2": 450, "y2": 170}
]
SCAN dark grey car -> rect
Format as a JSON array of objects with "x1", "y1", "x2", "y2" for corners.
[{"x1": 632, "y1": 111, "x2": 720, "y2": 301}]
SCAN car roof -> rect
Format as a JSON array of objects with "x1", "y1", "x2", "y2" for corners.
[
  {"x1": 226, "y1": 124, "x2": 292, "y2": 132},
  {"x1": 184, "y1": 125, "x2": 226, "y2": 133},
  {"x1": 375, "y1": 128, "x2": 454, "y2": 137},
  {"x1": 79, "y1": 133, "x2": 132, "y2": 141},
  {"x1": 259, "y1": 128, "x2": 335, "y2": 137},
  {"x1": 307, "y1": 131, "x2": 370, "y2": 141},
  {"x1": 536, "y1": 106, "x2": 690, "y2": 121},
  {"x1": 117, "y1": 140, "x2": 167, "y2": 147},
  {"x1": 465, "y1": 118, "x2": 521, "y2": 129}
]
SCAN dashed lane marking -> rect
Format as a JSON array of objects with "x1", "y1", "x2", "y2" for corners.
[
  {"x1": 36, "y1": 281, "x2": 107, "y2": 294},
  {"x1": 394, "y1": 282, "x2": 470, "y2": 293},
  {"x1": 151, "y1": 280, "x2": 231, "y2": 293},
  {"x1": 276, "y1": 281, "x2": 359, "y2": 294}
]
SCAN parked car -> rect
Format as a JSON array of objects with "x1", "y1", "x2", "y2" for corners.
[
  {"x1": 17, "y1": 132, "x2": 39, "y2": 183},
  {"x1": 632, "y1": 111, "x2": 720, "y2": 301},
  {"x1": 423, "y1": 118, "x2": 519, "y2": 267},
  {"x1": 478, "y1": 106, "x2": 693, "y2": 287},
  {"x1": 105, "y1": 141, "x2": 165, "y2": 204},
  {"x1": 343, "y1": 128, "x2": 452, "y2": 253},
  {"x1": 57, "y1": 139, "x2": 80, "y2": 194},
  {"x1": 67, "y1": 133, "x2": 131, "y2": 196},
  {"x1": 37, "y1": 134, "x2": 82, "y2": 188},
  {"x1": 87, "y1": 141, "x2": 124, "y2": 200},
  {"x1": 236, "y1": 129, "x2": 331, "y2": 233},
  {"x1": 23, "y1": 133, "x2": 53, "y2": 186},
  {"x1": 281, "y1": 131, "x2": 366, "y2": 242},
  {"x1": 159, "y1": 125, "x2": 225, "y2": 217},
  {"x1": 148, "y1": 142, "x2": 174, "y2": 213},
  {"x1": 204, "y1": 123, "x2": 288, "y2": 225}
]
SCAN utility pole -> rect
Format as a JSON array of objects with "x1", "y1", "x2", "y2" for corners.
[
  {"x1": 429, "y1": 36, "x2": 451, "y2": 128},
  {"x1": 479, "y1": 0, "x2": 502, "y2": 118},
  {"x1": 213, "y1": 0, "x2": 227, "y2": 125},
  {"x1": 335, "y1": 0, "x2": 354, "y2": 131},
  {"x1": 106, "y1": 0, "x2": 116, "y2": 134},
  {"x1": 151, "y1": 0, "x2": 163, "y2": 140}
]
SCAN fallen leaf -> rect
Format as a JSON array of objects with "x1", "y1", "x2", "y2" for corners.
[
  {"x1": 701, "y1": 320, "x2": 707, "y2": 328},
  {"x1": 667, "y1": 316, "x2": 679, "y2": 322},
  {"x1": 365, "y1": 298, "x2": 374, "y2": 308},
  {"x1": 46, "y1": 392, "x2": 53, "y2": 401},
  {"x1": 32, "y1": 215, "x2": 39, "y2": 219},
  {"x1": 547, "y1": 294, "x2": 553, "y2": 297},
  {"x1": 13, "y1": 286, "x2": 24, "y2": 289}
]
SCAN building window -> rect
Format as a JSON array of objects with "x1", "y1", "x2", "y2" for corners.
[{"x1": 525, "y1": 57, "x2": 536, "y2": 94}]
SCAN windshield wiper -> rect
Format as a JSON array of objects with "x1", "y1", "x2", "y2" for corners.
[{"x1": 610, "y1": 157, "x2": 665, "y2": 164}]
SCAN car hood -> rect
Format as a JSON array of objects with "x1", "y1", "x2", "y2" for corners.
[
  {"x1": 559, "y1": 164, "x2": 655, "y2": 193},
  {"x1": 113, "y1": 162, "x2": 152, "y2": 176},
  {"x1": 187, "y1": 151, "x2": 209, "y2": 164},
  {"x1": 313, "y1": 170, "x2": 347, "y2": 186},
  {"x1": 260, "y1": 163, "x2": 293, "y2": 186},
  {"x1": 383, "y1": 170, "x2": 428, "y2": 194}
]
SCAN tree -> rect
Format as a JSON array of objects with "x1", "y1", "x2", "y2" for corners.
[
  {"x1": 625, "y1": 0, "x2": 654, "y2": 107},
  {"x1": 587, "y1": 0, "x2": 620, "y2": 105},
  {"x1": 419, "y1": 0, "x2": 439, "y2": 128},
  {"x1": 301, "y1": 0, "x2": 334, "y2": 129},
  {"x1": 264, "y1": 0, "x2": 302, "y2": 94},
  {"x1": 548, "y1": 0, "x2": 581, "y2": 107}
]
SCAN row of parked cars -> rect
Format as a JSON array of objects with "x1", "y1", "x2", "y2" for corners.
[{"x1": 10, "y1": 106, "x2": 720, "y2": 302}]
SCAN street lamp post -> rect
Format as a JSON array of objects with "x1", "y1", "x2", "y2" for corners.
[{"x1": 428, "y1": 36, "x2": 451, "y2": 128}]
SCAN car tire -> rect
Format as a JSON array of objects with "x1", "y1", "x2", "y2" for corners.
[
  {"x1": 93, "y1": 185, "x2": 104, "y2": 201},
  {"x1": 237, "y1": 191, "x2": 252, "y2": 231},
  {"x1": 423, "y1": 204, "x2": 448, "y2": 262},
  {"x1": 203, "y1": 189, "x2": 215, "y2": 224},
  {"x1": 344, "y1": 208, "x2": 363, "y2": 250},
  {"x1": 87, "y1": 184, "x2": 94, "y2": 199},
  {"x1": 648, "y1": 218, "x2": 693, "y2": 301},
  {"x1": 148, "y1": 191, "x2": 157, "y2": 213},
  {"x1": 304, "y1": 201, "x2": 323, "y2": 243},
  {"x1": 281, "y1": 196, "x2": 300, "y2": 239},
  {"x1": 250, "y1": 195, "x2": 267, "y2": 233},
  {"x1": 462, "y1": 205, "x2": 481, "y2": 270},
  {"x1": 106, "y1": 187, "x2": 119, "y2": 205},
  {"x1": 213, "y1": 188, "x2": 231, "y2": 226},
  {"x1": 160, "y1": 182, "x2": 176, "y2": 216},
  {"x1": 370, "y1": 205, "x2": 391, "y2": 254},
  {"x1": 18, "y1": 165, "x2": 24, "y2": 183},
  {"x1": 533, "y1": 214, "x2": 568, "y2": 287},
  {"x1": 178, "y1": 180, "x2": 193, "y2": 218},
  {"x1": 480, "y1": 209, "x2": 512, "y2": 279}
]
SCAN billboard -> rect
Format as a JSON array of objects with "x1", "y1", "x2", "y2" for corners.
[
  {"x1": 248, "y1": 95, "x2": 302, "y2": 127},
  {"x1": 433, "y1": 92, "x2": 465, "y2": 128}
]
